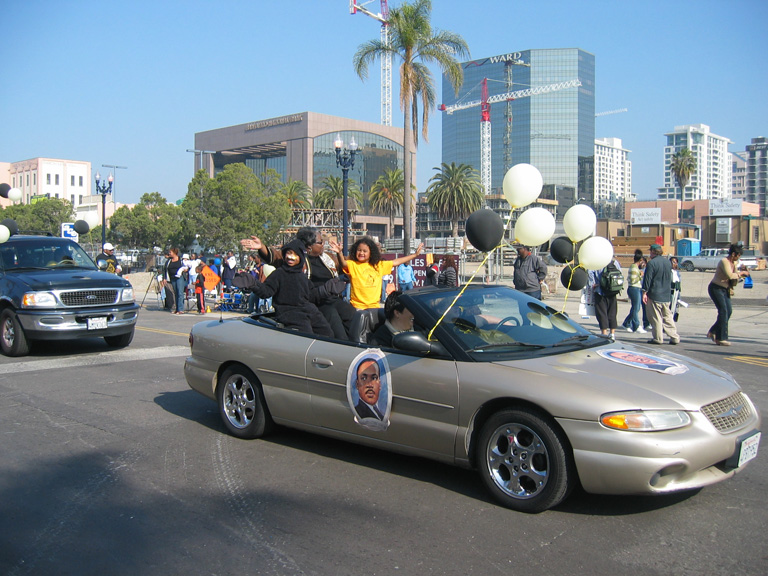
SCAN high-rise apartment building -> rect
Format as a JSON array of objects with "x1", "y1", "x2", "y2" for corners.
[
  {"x1": 745, "y1": 137, "x2": 768, "y2": 216},
  {"x1": 594, "y1": 137, "x2": 632, "y2": 217},
  {"x1": 657, "y1": 124, "x2": 732, "y2": 202},
  {"x1": 441, "y1": 48, "x2": 595, "y2": 215},
  {"x1": 731, "y1": 151, "x2": 747, "y2": 200}
]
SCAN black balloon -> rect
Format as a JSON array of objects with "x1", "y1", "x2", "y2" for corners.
[
  {"x1": 73, "y1": 220, "x2": 90, "y2": 234},
  {"x1": 465, "y1": 209, "x2": 504, "y2": 252},
  {"x1": 0, "y1": 218, "x2": 19, "y2": 236},
  {"x1": 550, "y1": 236, "x2": 575, "y2": 264},
  {"x1": 560, "y1": 264, "x2": 588, "y2": 291},
  {"x1": 0, "y1": 183, "x2": 10, "y2": 198}
]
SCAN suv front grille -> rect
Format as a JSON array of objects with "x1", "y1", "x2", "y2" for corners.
[
  {"x1": 701, "y1": 392, "x2": 753, "y2": 432},
  {"x1": 59, "y1": 289, "x2": 119, "y2": 307}
]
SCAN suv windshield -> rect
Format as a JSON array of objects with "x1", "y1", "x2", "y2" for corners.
[{"x1": 0, "y1": 238, "x2": 97, "y2": 271}]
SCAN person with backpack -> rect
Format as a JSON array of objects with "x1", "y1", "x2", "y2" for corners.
[{"x1": 588, "y1": 257, "x2": 623, "y2": 341}]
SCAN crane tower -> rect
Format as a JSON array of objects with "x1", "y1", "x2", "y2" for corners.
[
  {"x1": 440, "y1": 78, "x2": 582, "y2": 196},
  {"x1": 350, "y1": 0, "x2": 391, "y2": 126}
]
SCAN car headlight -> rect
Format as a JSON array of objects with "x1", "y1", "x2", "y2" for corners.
[
  {"x1": 22, "y1": 292, "x2": 57, "y2": 308},
  {"x1": 600, "y1": 410, "x2": 691, "y2": 431},
  {"x1": 121, "y1": 287, "x2": 134, "y2": 303}
]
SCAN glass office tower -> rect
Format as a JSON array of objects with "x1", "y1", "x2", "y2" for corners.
[{"x1": 441, "y1": 48, "x2": 595, "y2": 211}]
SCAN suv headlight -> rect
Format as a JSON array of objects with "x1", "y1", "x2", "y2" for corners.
[
  {"x1": 600, "y1": 410, "x2": 691, "y2": 431},
  {"x1": 121, "y1": 287, "x2": 135, "y2": 303},
  {"x1": 22, "y1": 292, "x2": 57, "y2": 308}
]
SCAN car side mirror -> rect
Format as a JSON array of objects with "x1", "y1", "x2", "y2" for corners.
[
  {"x1": 392, "y1": 331, "x2": 449, "y2": 357},
  {"x1": 96, "y1": 257, "x2": 108, "y2": 271}
]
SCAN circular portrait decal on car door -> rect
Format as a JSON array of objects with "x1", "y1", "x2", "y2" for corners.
[{"x1": 346, "y1": 349, "x2": 392, "y2": 431}]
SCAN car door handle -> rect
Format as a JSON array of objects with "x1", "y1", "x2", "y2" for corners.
[{"x1": 312, "y1": 357, "x2": 334, "y2": 368}]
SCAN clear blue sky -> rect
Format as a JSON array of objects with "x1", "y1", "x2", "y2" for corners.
[{"x1": 2, "y1": 0, "x2": 766, "y2": 206}]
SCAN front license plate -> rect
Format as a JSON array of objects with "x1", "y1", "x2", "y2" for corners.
[
  {"x1": 738, "y1": 432, "x2": 760, "y2": 468},
  {"x1": 87, "y1": 317, "x2": 108, "y2": 330}
]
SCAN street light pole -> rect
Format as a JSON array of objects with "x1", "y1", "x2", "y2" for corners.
[
  {"x1": 94, "y1": 172, "x2": 113, "y2": 248},
  {"x1": 101, "y1": 164, "x2": 127, "y2": 202},
  {"x1": 334, "y1": 134, "x2": 358, "y2": 256},
  {"x1": 186, "y1": 149, "x2": 215, "y2": 174}
]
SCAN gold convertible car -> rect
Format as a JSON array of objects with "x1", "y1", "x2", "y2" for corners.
[{"x1": 184, "y1": 285, "x2": 761, "y2": 513}]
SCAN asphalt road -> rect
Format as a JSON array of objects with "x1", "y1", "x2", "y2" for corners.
[{"x1": 0, "y1": 294, "x2": 766, "y2": 575}]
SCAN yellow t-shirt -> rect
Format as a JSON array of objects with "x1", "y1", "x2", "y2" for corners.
[{"x1": 346, "y1": 259, "x2": 394, "y2": 309}]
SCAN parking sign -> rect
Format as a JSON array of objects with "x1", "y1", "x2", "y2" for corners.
[{"x1": 61, "y1": 222, "x2": 78, "y2": 241}]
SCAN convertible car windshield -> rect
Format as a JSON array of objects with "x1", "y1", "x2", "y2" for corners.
[{"x1": 404, "y1": 285, "x2": 597, "y2": 358}]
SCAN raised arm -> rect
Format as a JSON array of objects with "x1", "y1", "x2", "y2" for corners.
[
  {"x1": 391, "y1": 242, "x2": 424, "y2": 267},
  {"x1": 329, "y1": 239, "x2": 348, "y2": 272}
]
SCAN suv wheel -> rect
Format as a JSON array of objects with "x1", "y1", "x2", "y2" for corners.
[{"x1": 0, "y1": 309, "x2": 30, "y2": 357}]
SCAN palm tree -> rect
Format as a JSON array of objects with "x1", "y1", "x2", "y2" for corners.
[
  {"x1": 426, "y1": 162, "x2": 484, "y2": 237},
  {"x1": 369, "y1": 168, "x2": 406, "y2": 239},
  {"x1": 284, "y1": 179, "x2": 312, "y2": 209},
  {"x1": 670, "y1": 148, "x2": 697, "y2": 197},
  {"x1": 354, "y1": 0, "x2": 469, "y2": 253},
  {"x1": 313, "y1": 176, "x2": 362, "y2": 210}
]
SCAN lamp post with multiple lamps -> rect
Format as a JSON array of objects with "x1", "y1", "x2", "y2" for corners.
[
  {"x1": 94, "y1": 172, "x2": 113, "y2": 247},
  {"x1": 334, "y1": 134, "x2": 358, "y2": 256}
]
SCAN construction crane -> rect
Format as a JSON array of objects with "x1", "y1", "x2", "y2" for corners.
[
  {"x1": 596, "y1": 108, "x2": 628, "y2": 117},
  {"x1": 439, "y1": 78, "x2": 582, "y2": 196},
  {"x1": 350, "y1": 0, "x2": 391, "y2": 126}
]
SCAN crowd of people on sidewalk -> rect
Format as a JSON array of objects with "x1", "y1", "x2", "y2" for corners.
[{"x1": 584, "y1": 242, "x2": 752, "y2": 347}]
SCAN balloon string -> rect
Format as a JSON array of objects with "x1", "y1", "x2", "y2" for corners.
[{"x1": 559, "y1": 240, "x2": 579, "y2": 315}]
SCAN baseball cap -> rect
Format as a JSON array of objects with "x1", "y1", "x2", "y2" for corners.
[
  {"x1": 182, "y1": 253, "x2": 190, "y2": 259},
  {"x1": 650, "y1": 243, "x2": 662, "y2": 251},
  {"x1": 103, "y1": 243, "x2": 115, "y2": 251}
]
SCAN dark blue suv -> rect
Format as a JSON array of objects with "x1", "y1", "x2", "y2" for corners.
[{"x1": 0, "y1": 235, "x2": 139, "y2": 356}]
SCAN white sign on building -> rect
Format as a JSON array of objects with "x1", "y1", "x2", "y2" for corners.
[
  {"x1": 709, "y1": 199, "x2": 742, "y2": 216},
  {"x1": 631, "y1": 208, "x2": 662, "y2": 225}
]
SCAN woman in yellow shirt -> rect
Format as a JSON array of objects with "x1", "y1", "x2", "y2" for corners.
[{"x1": 338, "y1": 237, "x2": 424, "y2": 310}]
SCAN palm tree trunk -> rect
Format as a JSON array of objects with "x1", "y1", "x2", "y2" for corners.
[{"x1": 403, "y1": 106, "x2": 413, "y2": 254}]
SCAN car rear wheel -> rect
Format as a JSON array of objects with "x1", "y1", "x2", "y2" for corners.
[
  {"x1": 681, "y1": 261, "x2": 694, "y2": 272},
  {"x1": 0, "y1": 309, "x2": 30, "y2": 357},
  {"x1": 477, "y1": 407, "x2": 574, "y2": 513},
  {"x1": 104, "y1": 330, "x2": 134, "y2": 348},
  {"x1": 217, "y1": 365, "x2": 273, "y2": 439}
]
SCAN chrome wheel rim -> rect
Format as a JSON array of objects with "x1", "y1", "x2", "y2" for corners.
[
  {"x1": 222, "y1": 374, "x2": 256, "y2": 429},
  {"x1": 2, "y1": 317, "x2": 14, "y2": 349},
  {"x1": 486, "y1": 422, "x2": 549, "y2": 499}
]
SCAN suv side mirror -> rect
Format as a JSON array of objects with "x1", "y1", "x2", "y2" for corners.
[{"x1": 96, "y1": 257, "x2": 109, "y2": 271}]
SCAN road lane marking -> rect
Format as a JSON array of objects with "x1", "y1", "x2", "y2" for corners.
[
  {"x1": 0, "y1": 345, "x2": 189, "y2": 374},
  {"x1": 726, "y1": 355, "x2": 768, "y2": 367},
  {"x1": 137, "y1": 326, "x2": 190, "y2": 337}
]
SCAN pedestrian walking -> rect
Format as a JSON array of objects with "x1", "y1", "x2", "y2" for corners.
[
  {"x1": 706, "y1": 244, "x2": 751, "y2": 346},
  {"x1": 641, "y1": 244, "x2": 680, "y2": 345},
  {"x1": 622, "y1": 249, "x2": 646, "y2": 333}
]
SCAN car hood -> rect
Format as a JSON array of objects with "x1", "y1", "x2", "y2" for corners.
[
  {"x1": 491, "y1": 341, "x2": 741, "y2": 416},
  {"x1": 6, "y1": 268, "x2": 131, "y2": 290}
]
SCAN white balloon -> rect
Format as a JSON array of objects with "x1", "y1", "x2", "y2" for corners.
[
  {"x1": 563, "y1": 204, "x2": 596, "y2": 242},
  {"x1": 502, "y1": 163, "x2": 543, "y2": 208},
  {"x1": 8, "y1": 188, "x2": 22, "y2": 202},
  {"x1": 0, "y1": 225, "x2": 10, "y2": 244},
  {"x1": 578, "y1": 236, "x2": 614, "y2": 270},
  {"x1": 514, "y1": 207, "x2": 556, "y2": 247},
  {"x1": 83, "y1": 212, "x2": 99, "y2": 227}
]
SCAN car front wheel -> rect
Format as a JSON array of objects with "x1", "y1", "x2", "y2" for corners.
[
  {"x1": 0, "y1": 309, "x2": 30, "y2": 357},
  {"x1": 477, "y1": 407, "x2": 574, "y2": 513},
  {"x1": 217, "y1": 365, "x2": 273, "y2": 439}
]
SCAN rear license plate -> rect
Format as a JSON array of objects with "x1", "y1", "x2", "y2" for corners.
[
  {"x1": 87, "y1": 317, "x2": 108, "y2": 330},
  {"x1": 737, "y1": 432, "x2": 760, "y2": 468}
]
